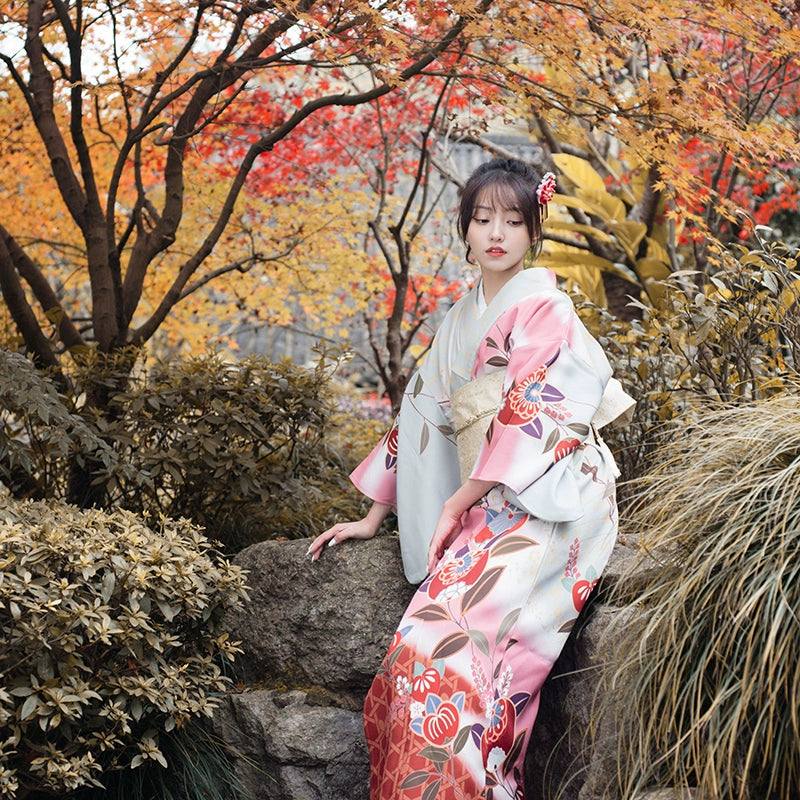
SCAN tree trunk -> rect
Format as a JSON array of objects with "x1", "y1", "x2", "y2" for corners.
[{"x1": 603, "y1": 272, "x2": 643, "y2": 321}]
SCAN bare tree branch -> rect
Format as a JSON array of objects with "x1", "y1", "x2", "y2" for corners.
[
  {"x1": 128, "y1": 0, "x2": 495, "y2": 345},
  {"x1": 0, "y1": 223, "x2": 86, "y2": 353},
  {"x1": 0, "y1": 230, "x2": 61, "y2": 374}
]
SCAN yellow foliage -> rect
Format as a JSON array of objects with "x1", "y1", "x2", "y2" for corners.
[
  {"x1": 1, "y1": 0, "x2": 799, "y2": 365},
  {"x1": 552, "y1": 154, "x2": 607, "y2": 193}
]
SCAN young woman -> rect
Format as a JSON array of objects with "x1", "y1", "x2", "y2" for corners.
[{"x1": 308, "y1": 158, "x2": 631, "y2": 800}]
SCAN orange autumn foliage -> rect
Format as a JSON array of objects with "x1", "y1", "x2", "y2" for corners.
[{"x1": 0, "y1": 0, "x2": 798, "y2": 384}]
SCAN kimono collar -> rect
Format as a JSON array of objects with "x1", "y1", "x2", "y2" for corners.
[
  {"x1": 474, "y1": 268, "x2": 558, "y2": 316},
  {"x1": 449, "y1": 268, "x2": 560, "y2": 388}
]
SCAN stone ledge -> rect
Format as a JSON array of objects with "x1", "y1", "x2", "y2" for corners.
[{"x1": 218, "y1": 534, "x2": 648, "y2": 800}]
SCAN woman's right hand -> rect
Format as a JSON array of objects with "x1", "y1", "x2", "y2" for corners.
[{"x1": 307, "y1": 501, "x2": 392, "y2": 562}]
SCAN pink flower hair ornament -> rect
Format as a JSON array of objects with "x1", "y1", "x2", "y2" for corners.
[{"x1": 536, "y1": 172, "x2": 557, "y2": 220}]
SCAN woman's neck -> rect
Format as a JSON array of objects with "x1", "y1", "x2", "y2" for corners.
[{"x1": 480, "y1": 268, "x2": 523, "y2": 305}]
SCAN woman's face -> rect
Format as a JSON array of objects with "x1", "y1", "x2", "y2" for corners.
[{"x1": 465, "y1": 191, "x2": 532, "y2": 284}]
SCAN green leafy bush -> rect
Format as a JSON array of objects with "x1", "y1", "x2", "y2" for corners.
[
  {"x1": 0, "y1": 344, "x2": 392, "y2": 549},
  {"x1": 298, "y1": 383, "x2": 396, "y2": 538},
  {"x1": 582, "y1": 235, "x2": 800, "y2": 489},
  {"x1": 600, "y1": 396, "x2": 800, "y2": 799},
  {"x1": 96, "y1": 348, "x2": 374, "y2": 549},
  {"x1": 0, "y1": 492, "x2": 248, "y2": 798},
  {"x1": 68, "y1": 719, "x2": 247, "y2": 800},
  {"x1": 0, "y1": 350, "x2": 123, "y2": 500}
]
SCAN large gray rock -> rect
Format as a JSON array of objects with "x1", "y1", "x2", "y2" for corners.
[
  {"x1": 223, "y1": 535, "x2": 416, "y2": 709},
  {"x1": 218, "y1": 534, "x2": 645, "y2": 800},
  {"x1": 210, "y1": 689, "x2": 369, "y2": 800}
]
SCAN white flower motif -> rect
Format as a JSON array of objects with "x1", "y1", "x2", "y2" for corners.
[
  {"x1": 434, "y1": 581, "x2": 467, "y2": 603},
  {"x1": 395, "y1": 676, "x2": 412, "y2": 696},
  {"x1": 409, "y1": 701, "x2": 425, "y2": 719},
  {"x1": 497, "y1": 665, "x2": 513, "y2": 698},
  {"x1": 486, "y1": 746, "x2": 506, "y2": 773},
  {"x1": 471, "y1": 657, "x2": 492, "y2": 711}
]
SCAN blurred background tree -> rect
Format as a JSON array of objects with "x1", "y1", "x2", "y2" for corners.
[
  {"x1": 0, "y1": 0, "x2": 799, "y2": 513},
  {"x1": 0, "y1": 0, "x2": 495, "y2": 503}
]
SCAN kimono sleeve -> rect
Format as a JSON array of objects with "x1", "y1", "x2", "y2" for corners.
[
  {"x1": 469, "y1": 296, "x2": 611, "y2": 521},
  {"x1": 349, "y1": 417, "x2": 399, "y2": 507}
]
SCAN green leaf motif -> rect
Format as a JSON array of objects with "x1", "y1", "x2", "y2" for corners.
[
  {"x1": 400, "y1": 771, "x2": 431, "y2": 790},
  {"x1": 419, "y1": 746, "x2": 450, "y2": 765},
  {"x1": 496, "y1": 608, "x2": 521, "y2": 646},
  {"x1": 386, "y1": 644, "x2": 405, "y2": 669},
  {"x1": 431, "y1": 631, "x2": 470, "y2": 660},
  {"x1": 411, "y1": 603, "x2": 451, "y2": 622},
  {"x1": 467, "y1": 628, "x2": 491, "y2": 657},
  {"x1": 461, "y1": 566, "x2": 504, "y2": 615},
  {"x1": 559, "y1": 618, "x2": 576, "y2": 634},
  {"x1": 567, "y1": 422, "x2": 590, "y2": 436},
  {"x1": 422, "y1": 779, "x2": 442, "y2": 800},
  {"x1": 453, "y1": 725, "x2": 471, "y2": 754},
  {"x1": 492, "y1": 535, "x2": 537, "y2": 557},
  {"x1": 544, "y1": 428, "x2": 560, "y2": 453},
  {"x1": 420, "y1": 422, "x2": 430, "y2": 454}
]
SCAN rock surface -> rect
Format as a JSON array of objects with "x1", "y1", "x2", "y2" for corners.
[
  {"x1": 223, "y1": 535, "x2": 416, "y2": 709},
  {"x1": 215, "y1": 534, "x2": 643, "y2": 800},
  {"x1": 211, "y1": 689, "x2": 369, "y2": 800}
]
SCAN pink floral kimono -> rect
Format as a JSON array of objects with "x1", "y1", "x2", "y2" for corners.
[{"x1": 351, "y1": 268, "x2": 627, "y2": 800}]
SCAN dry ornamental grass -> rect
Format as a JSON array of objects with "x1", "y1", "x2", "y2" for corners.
[{"x1": 603, "y1": 396, "x2": 800, "y2": 800}]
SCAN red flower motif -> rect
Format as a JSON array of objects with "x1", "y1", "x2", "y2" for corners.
[
  {"x1": 481, "y1": 697, "x2": 516, "y2": 767},
  {"x1": 386, "y1": 427, "x2": 399, "y2": 456},
  {"x1": 427, "y1": 547, "x2": 489, "y2": 600},
  {"x1": 422, "y1": 701, "x2": 460, "y2": 745},
  {"x1": 387, "y1": 630, "x2": 402, "y2": 654},
  {"x1": 508, "y1": 367, "x2": 547, "y2": 419},
  {"x1": 384, "y1": 427, "x2": 399, "y2": 470},
  {"x1": 496, "y1": 392, "x2": 525, "y2": 426},
  {"x1": 571, "y1": 578, "x2": 598, "y2": 612},
  {"x1": 475, "y1": 525, "x2": 493, "y2": 543},
  {"x1": 411, "y1": 667, "x2": 441, "y2": 701},
  {"x1": 553, "y1": 437, "x2": 580, "y2": 462},
  {"x1": 497, "y1": 366, "x2": 564, "y2": 428},
  {"x1": 536, "y1": 172, "x2": 557, "y2": 205}
]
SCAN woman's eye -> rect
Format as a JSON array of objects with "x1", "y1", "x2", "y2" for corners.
[{"x1": 508, "y1": 220, "x2": 523, "y2": 226}]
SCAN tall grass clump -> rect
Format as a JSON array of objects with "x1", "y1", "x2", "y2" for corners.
[{"x1": 603, "y1": 395, "x2": 800, "y2": 799}]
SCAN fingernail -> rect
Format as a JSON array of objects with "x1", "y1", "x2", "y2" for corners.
[
  {"x1": 327, "y1": 539, "x2": 337, "y2": 548},
  {"x1": 306, "y1": 544, "x2": 313, "y2": 555}
]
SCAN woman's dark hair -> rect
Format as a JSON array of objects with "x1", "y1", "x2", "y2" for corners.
[{"x1": 458, "y1": 158, "x2": 544, "y2": 263}]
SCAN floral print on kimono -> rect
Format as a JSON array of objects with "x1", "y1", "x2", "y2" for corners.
[{"x1": 353, "y1": 269, "x2": 620, "y2": 799}]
